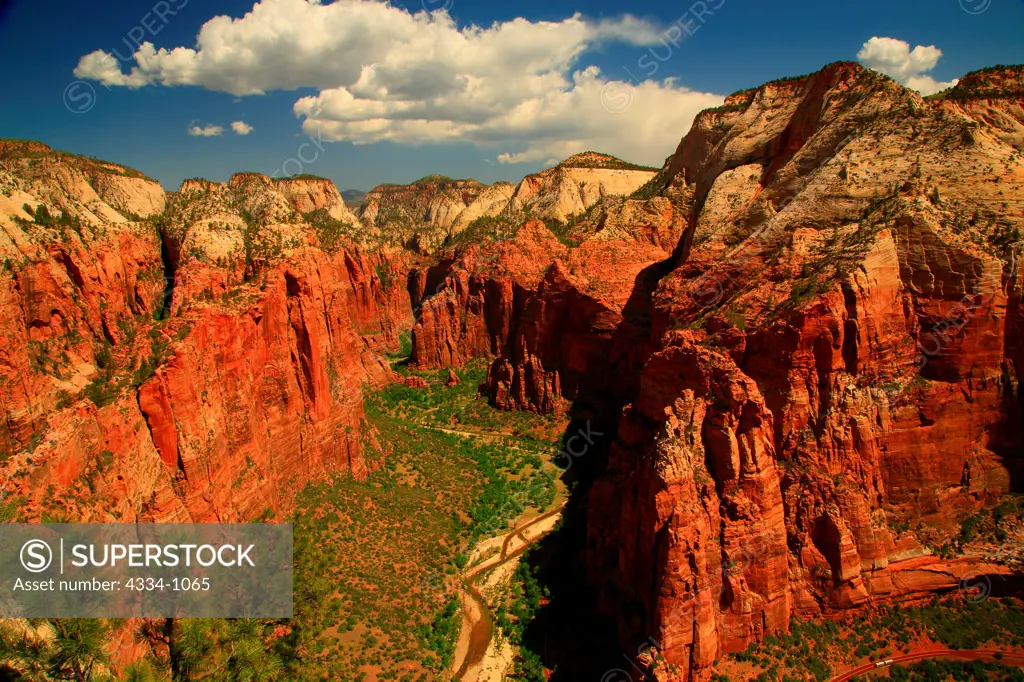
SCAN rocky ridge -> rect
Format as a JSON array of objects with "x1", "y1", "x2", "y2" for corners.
[
  {"x1": 582, "y1": 62, "x2": 1024, "y2": 680},
  {"x1": 359, "y1": 152, "x2": 658, "y2": 251}
]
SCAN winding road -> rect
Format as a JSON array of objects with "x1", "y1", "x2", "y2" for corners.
[
  {"x1": 451, "y1": 504, "x2": 565, "y2": 681},
  {"x1": 831, "y1": 648, "x2": 1024, "y2": 682}
]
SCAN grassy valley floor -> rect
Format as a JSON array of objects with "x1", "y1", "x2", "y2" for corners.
[{"x1": 287, "y1": 359, "x2": 566, "y2": 682}]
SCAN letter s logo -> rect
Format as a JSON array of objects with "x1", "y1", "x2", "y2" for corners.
[{"x1": 21, "y1": 539, "x2": 53, "y2": 573}]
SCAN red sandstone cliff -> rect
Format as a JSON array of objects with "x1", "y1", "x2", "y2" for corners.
[
  {"x1": 365, "y1": 61, "x2": 1023, "y2": 680},
  {"x1": 581, "y1": 63, "x2": 1024, "y2": 680},
  {"x1": 135, "y1": 254, "x2": 392, "y2": 522},
  {"x1": 408, "y1": 192, "x2": 690, "y2": 415},
  {"x1": 0, "y1": 159, "x2": 408, "y2": 522}
]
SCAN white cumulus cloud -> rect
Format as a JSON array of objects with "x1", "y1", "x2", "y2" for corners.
[
  {"x1": 188, "y1": 123, "x2": 224, "y2": 137},
  {"x1": 857, "y1": 37, "x2": 959, "y2": 96},
  {"x1": 231, "y1": 121, "x2": 254, "y2": 135},
  {"x1": 72, "y1": 0, "x2": 725, "y2": 166}
]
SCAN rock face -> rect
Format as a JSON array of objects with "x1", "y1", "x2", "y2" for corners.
[
  {"x1": 410, "y1": 220, "x2": 567, "y2": 368},
  {"x1": 581, "y1": 62, "x2": 1024, "y2": 680},
  {"x1": 136, "y1": 255, "x2": 391, "y2": 522},
  {"x1": 0, "y1": 140, "x2": 166, "y2": 224},
  {"x1": 384, "y1": 62, "x2": 1023, "y2": 680},
  {"x1": 0, "y1": 143, "x2": 168, "y2": 461},
  {"x1": 276, "y1": 176, "x2": 363, "y2": 225},
  {"x1": 507, "y1": 152, "x2": 660, "y2": 223},
  {"x1": 359, "y1": 153, "x2": 658, "y2": 251},
  {"x1": 0, "y1": 157, "x2": 407, "y2": 522},
  {"x1": 407, "y1": 198, "x2": 687, "y2": 419},
  {"x1": 360, "y1": 176, "x2": 491, "y2": 250}
]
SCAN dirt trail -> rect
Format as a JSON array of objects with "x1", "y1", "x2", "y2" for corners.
[
  {"x1": 831, "y1": 648, "x2": 1024, "y2": 682},
  {"x1": 451, "y1": 505, "x2": 565, "y2": 681}
]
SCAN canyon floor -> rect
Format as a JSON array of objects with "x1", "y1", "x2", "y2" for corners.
[{"x1": 284, "y1": 354, "x2": 566, "y2": 681}]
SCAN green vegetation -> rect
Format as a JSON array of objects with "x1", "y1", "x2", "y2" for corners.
[
  {"x1": 726, "y1": 598, "x2": 1024, "y2": 682},
  {"x1": 82, "y1": 330, "x2": 175, "y2": 408},
  {"x1": 278, "y1": 421, "x2": 474, "y2": 679},
  {"x1": 268, "y1": 360, "x2": 560, "y2": 679},
  {"x1": 890, "y1": 659, "x2": 1024, "y2": 682},
  {"x1": 387, "y1": 330, "x2": 414, "y2": 361},
  {"x1": 15, "y1": 203, "x2": 87, "y2": 241},
  {"x1": 375, "y1": 263, "x2": 395, "y2": 291},
  {"x1": 366, "y1": 370, "x2": 557, "y2": 541},
  {"x1": 989, "y1": 224, "x2": 1022, "y2": 251},
  {"x1": 704, "y1": 100, "x2": 751, "y2": 115},
  {"x1": 416, "y1": 597, "x2": 461, "y2": 672},
  {"x1": 413, "y1": 174, "x2": 459, "y2": 185},
  {"x1": 956, "y1": 496, "x2": 1024, "y2": 547},
  {"x1": 0, "y1": 619, "x2": 111, "y2": 681},
  {"x1": 82, "y1": 340, "x2": 118, "y2": 407},
  {"x1": 721, "y1": 305, "x2": 748, "y2": 331},
  {"x1": 494, "y1": 552, "x2": 548, "y2": 682},
  {"x1": 301, "y1": 208, "x2": 361, "y2": 252},
  {"x1": 132, "y1": 333, "x2": 173, "y2": 388},
  {"x1": 722, "y1": 87, "x2": 757, "y2": 102},
  {"x1": 763, "y1": 61, "x2": 889, "y2": 89},
  {"x1": 446, "y1": 214, "x2": 520, "y2": 249},
  {"x1": 630, "y1": 168, "x2": 671, "y2": 200},
  {"x1": 557, "y1": 152, "x2": 659, "y2": 172},
  {"x1": 542, "y1": 216, "x2": 583, "y2": 247},
  {"x1": 374, "y1": 360, "x2": 560, "y2": 441},
  {"x1": 786, "y1": 274, "x2": 828, "y2": 308},
  {"x1": 0, "y1": 617, "x2": 287, "y2": 682},
  {"x1": 280, "y1": 173, "x2": 328, "y2": 181},
  {"x1": 240, "y1": 209, "x2": 285, "y2": 278},
  {"x1": 0, "y1": 140, "x2": 154, "y2": 180},
  {"x1": 541, "y1": 200, "x2": 608, "y2": 247},
  {"x1": 0, "y1": 495, "x2": 19, "y2": 522},
  {"x1": 915, "y1": 494, "x2": 1024, "y2": 559},
  {"x1": 929, "y1": 64, "x2": 1024, "y2": 102}
]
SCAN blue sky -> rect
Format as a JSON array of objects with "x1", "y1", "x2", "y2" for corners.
[{"x1": 0, "y1": 0, "x2": 1020, "y2": 191}]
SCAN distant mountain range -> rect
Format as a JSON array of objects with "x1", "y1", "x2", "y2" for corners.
[{"x1": 340, "y1": 189, "x2": 366, "y2": 207}]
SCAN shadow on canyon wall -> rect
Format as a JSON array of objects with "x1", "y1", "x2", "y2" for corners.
[{"x1": 519, "y1": 258, "x2": 679, "y2": 681}]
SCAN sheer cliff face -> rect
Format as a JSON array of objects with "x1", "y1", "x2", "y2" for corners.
[
  {"x1": 585, "y1": 63, "x2": 1024, "y2": 679},
  {"x1": 408, "y1": 199, "x2": 689, "y2": 415},
  {"x1": 0, "y1": 161, "x2": 408, "y2": 522}
]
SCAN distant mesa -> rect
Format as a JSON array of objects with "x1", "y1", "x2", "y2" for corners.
[{"x1": 554, "y1": 150, "x2": 660, "y2": 171}]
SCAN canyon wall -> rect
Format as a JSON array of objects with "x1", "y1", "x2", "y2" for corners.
[
  {"x1": 581, "y1": 63, "x2": 1024, "y2": 680},
  {"x1": 0, "y1": 153, "x2": 411, "y2": 522},
  {"x1": 392, "y1": 63, "x2": 1023, "y2": 680}
]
